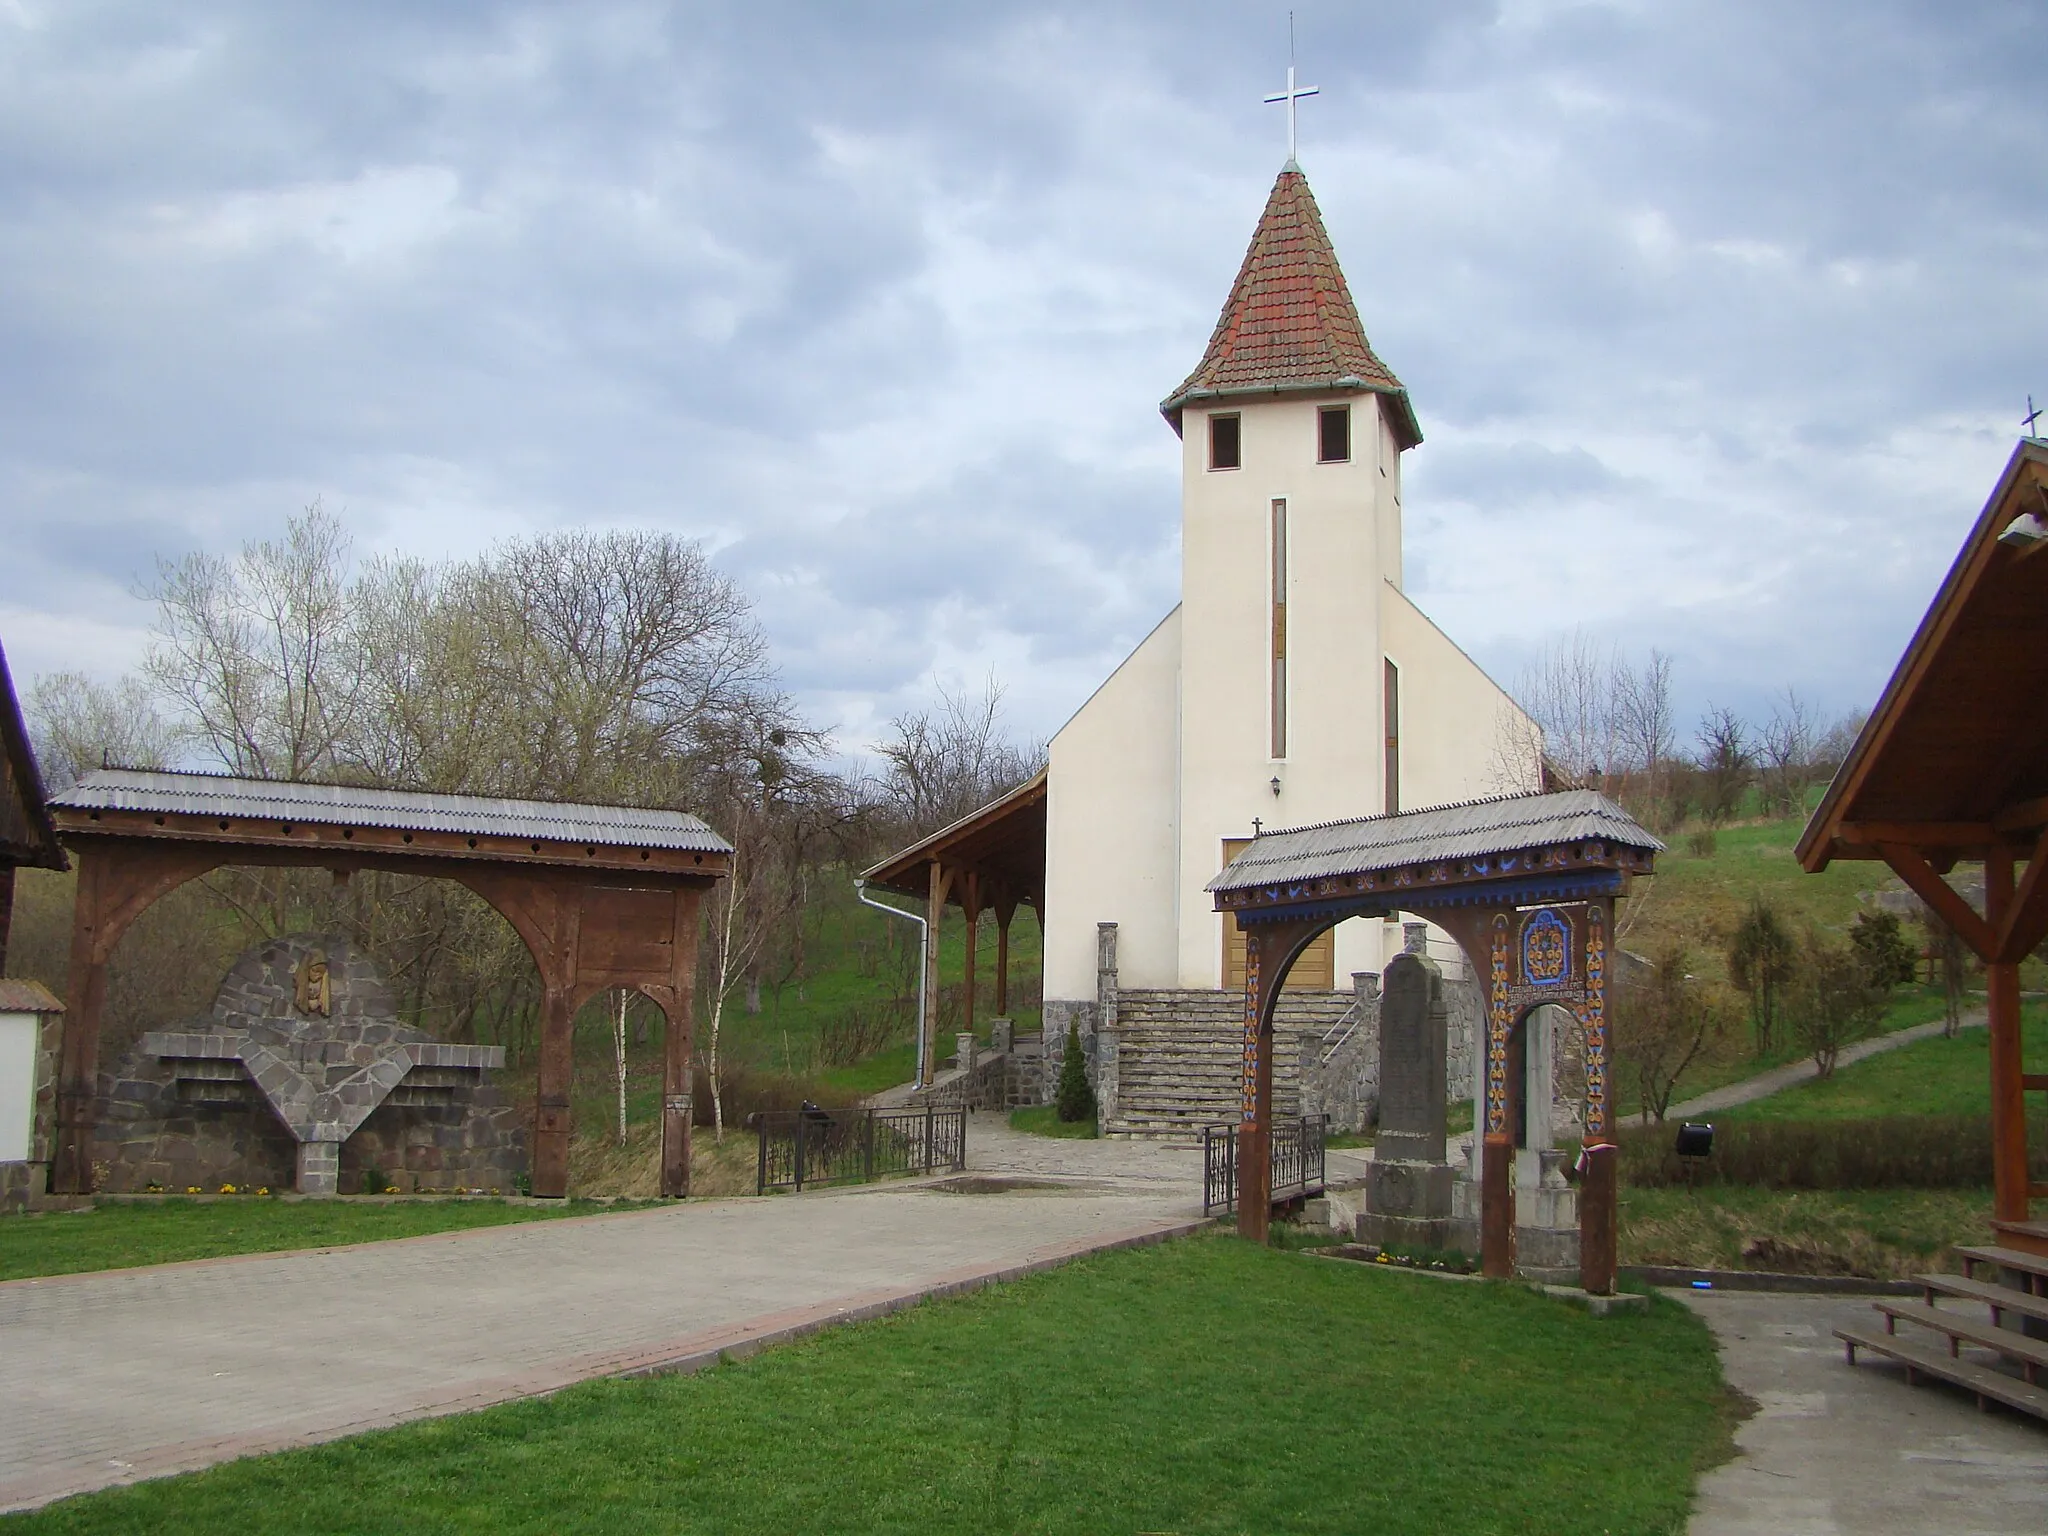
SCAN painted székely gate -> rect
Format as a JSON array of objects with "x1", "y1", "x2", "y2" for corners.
[{"x1": 1207, "y1": 790, "x2": 1660, "y2": 1292}]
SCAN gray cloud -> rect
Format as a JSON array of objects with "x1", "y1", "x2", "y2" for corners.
[{"x1": 1, "y1": 0, "x2": 2042, "y2": 768}]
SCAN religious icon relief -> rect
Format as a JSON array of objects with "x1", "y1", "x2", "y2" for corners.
[{"x1": 293, "y1": 950, "x2": 333, "y2": 1018}]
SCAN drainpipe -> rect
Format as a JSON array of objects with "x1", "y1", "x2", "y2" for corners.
[{"x1": 854, "y1": 879, "x2": 930, "y2": 1089}]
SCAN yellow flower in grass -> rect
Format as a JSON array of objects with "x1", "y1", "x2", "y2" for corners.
[
  {"x1": 257, "y1": 1186, "x2": 271, "y2": 1196},
  {"x1": 220, "y1": 1184, "x2": 237, "y2": 1195},
  {"x1": 185, "y1": 1186, "x2": 201, "y2": 1195}
]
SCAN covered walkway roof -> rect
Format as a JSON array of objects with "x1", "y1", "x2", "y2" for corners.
[{"x1": 859, "y1": 768, "x2": 1046, "y2": 915}]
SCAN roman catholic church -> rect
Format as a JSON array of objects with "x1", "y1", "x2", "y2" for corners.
[{"x1": 864, "y1": 158, "x2": 1537, "y2": 1127}]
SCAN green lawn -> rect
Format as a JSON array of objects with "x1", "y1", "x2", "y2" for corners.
[
  {"x1": 6, "y1": 1236, "x2": 1734, "y2": 1536},
  {"x1": 1711, "y1": 1001, "x2": 2046, "y2": 1123},
  {"x1": 1620, "y1": 1185, "x2": 1992, "y2": 1279},
  {"x1": 1007, "y1": 1104, "x2": 1098, "y2": 1139},
  {"x1": 0, "y1": 1198, "x2": 624, "y2": 1283}
]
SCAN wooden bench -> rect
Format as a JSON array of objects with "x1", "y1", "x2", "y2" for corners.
[
  {"x1": 1920, "y1": 1270, "x2": 2048, "y2": 1330},
  {"x1": 1868, "y1": 1298, "x2": 2048, "y2": 1387},
  {"x1": 1837, "y1": 1324, "x2": 2048, "y2": 1420},
  {"x1": 1956, "y1": 1243, "x2": 2048, "y2": 1298}
]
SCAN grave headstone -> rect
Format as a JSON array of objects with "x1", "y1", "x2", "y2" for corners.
[{"x1": 1356, "y1": 948, "x2": 1457, "y2": 1250}]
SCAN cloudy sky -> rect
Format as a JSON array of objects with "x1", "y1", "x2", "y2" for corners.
[{"x1": 2, "y1": 0, "x2": 2042, "y2": 765}]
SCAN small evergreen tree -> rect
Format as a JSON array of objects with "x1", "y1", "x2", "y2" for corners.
[
  {"x1": 1055, "y1": 1024, "x2": 1096, "y2": 1123},
  {"x1": 1848, "y1": 909, "x2": 1917, "y2": 990},
  {"x1": 1728, "y1": 894, "x2": 1796, "y2": 1058}
]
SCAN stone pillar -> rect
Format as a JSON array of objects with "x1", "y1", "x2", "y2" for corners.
[
  {"x1": 1093, "y1": 923, "x2": 1118, "y2": 1037},
  {"x1": 1352, "y1": 971, "x2": 1381, "y2": 1003},
  {"x1": 955, "y1": 1031, "x2": 976, "y2": 1074},
  {"x1": 1093, "y1": 922, "x2": 1120, "y2": 1132},
  {"x1": 988, "y1": 1017, "x2": 1013, "y2": 1055},
  {"x1": 1357, "y1": 949, "x2": 1455, "y2": 1250},
  {"x1": 297, "y1": 1140, "x2": 340, "y2": 1196},
  {"x1": 1402, "y1": 921, "x2": 1429, "y2": 957}
]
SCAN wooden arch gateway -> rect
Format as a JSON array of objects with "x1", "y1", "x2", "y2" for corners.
[
  {"x1": 1209, "y1": 790, "x2": 1661, "y2": 1291},
  {"x1": 46, "y1": 769, "x2": 732, "y2": 1200}
]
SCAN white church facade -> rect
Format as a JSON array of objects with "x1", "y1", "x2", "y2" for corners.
[{"x1": 1041, "y1": 163, "x2": 1537, "y2": 1009}]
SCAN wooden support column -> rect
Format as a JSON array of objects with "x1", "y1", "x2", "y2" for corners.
[
  {"x1": 994, "y1": 898, "x2": 1015, "y2": 1016},
  {"x1": 962, "y1": 874, "x2": 981, "y2": 1040},
  {"x1": 1986, "y1": 850, "x2": 2031, "y2": 1224},
  {"x1": 1578, "y1": 899, "x2": 1617, "y2": 1294},
  {"x1": 0, "y1": 864, "x2": 14, "y2": 975},
  {"x1": 52, "y1": 842, "x2": 219, "y2": 1194},
  {"x1": 533, "y1": 985, "x2": 575, "y2": 1198},
  {"x1": 659, "y1": 887, "x2": 704, "y2": 1200},
  {"x1": 1234, "y1": 915, "x2": 1324, "y2": 1244},
  {"x1": 923, "y1": 861, "x2": 953, "y2": 1087}
]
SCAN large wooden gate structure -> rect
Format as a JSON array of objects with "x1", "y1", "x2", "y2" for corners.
[
  {"x1": 1209, "y1": 790, "x2": 1660, "y2": 1291},
  {"x1": 45, "y1": 769, "x2": 730, "y2": 1199}
]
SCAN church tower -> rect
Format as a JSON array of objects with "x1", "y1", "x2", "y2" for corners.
[
  {"x1": 1162, "y1": 163, "x2": 1421, "y2": 989},
  {"x1": 1036, "y1": 161, "x2": 1531, "y2": 1007}
]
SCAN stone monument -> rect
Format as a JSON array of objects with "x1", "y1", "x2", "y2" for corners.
[
  {"x1": 1354, "y1": 928, "x2": 1458, "y2": 1251},
  {"x1": 94, "y1": 934, "x2": 525, "y2": 1196}
]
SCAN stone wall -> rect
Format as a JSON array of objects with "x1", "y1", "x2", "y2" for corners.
[{"x1": 92, "y1": 933, "x2": 525, "y2": 1196}]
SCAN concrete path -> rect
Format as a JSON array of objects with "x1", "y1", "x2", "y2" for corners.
[
  {"x1": 1683, "y1": 1289, "x2": 2048, "y2": 1534},
  {"x1": 0, "y1": 1123, "x2": 1204, "y2": 1513},
  {"x1": 1634, "y1": 1009, "x2": 1987, "y2": 1127}
]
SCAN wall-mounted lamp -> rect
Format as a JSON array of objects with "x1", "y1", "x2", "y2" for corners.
[
  {"x1": 1998, "y1": 512, "x2": 2047, "y2": 549},
  {"x1": 1269, "y1": 775, "x2": 1282, "y2": 797}
]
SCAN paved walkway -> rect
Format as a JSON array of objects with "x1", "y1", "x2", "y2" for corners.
[
  {"x1": 1682, "y1": 1289, "x2": 2048, "y2": 1534},
  {"x1": 1633, "y1": 1009, "x2": 1987, "y2": 1127},
  {"x1": 0, "y1": 1119, "x2": 1204, "y2": 1513}
]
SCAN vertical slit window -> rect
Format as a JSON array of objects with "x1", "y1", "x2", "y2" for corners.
[
  {"x1": 1384, "y1": 659, "x2": 1400, "y2": 814},
  {"x1": 1318, "y1": 405, "x2": 1350, "y2": 463},
  {"x1": 1271, "y1": 499, "x2": 1288, "y2": 760},
  {"x1": 1209, "y1": 413, "x2": 1241, "y2": 471}
]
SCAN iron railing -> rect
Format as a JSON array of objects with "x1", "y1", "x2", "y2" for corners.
[
  {"x1": 1202, "y1": 1116, "x2": 1328, "y2": 1216},
  {"x1": 755, "y1": 1104, "x2": 966, "y2": 1194}
]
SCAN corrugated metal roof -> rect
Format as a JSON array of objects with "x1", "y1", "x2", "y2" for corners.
[
  {"x1": 52, "y1": 769, "x2": 733, "y2": 853},
  {"x1": 0, "y1": 978, "x2": 63, "y2": 1012},
  {"x1": 1208, "y1": 790, "x2": 1662, "y2": 892}
]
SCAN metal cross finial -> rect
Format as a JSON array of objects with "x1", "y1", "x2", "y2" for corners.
[
  {"x1": 1264, "y1": 16, "x2": 1319, "y2": 165},
  {"x1": 1251, "y1": 817, "x2": 1264, "y2": 837},
  {"x1": 2026, "y1": 394, "x2": 2044, "y2": 440}
]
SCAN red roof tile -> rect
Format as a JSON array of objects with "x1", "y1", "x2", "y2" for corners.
[{"x1": 1163, "y1": 166, "x2": 1419, "y2": 449}]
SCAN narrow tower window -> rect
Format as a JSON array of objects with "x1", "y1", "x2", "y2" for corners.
[
  {"x1": 1209, "y1": 413, "x2": 1241, "y2": 470},
  {"x1": 1318, "y1": 404, "x2": 1350, "y2": 463},
  {"x1": 1271, "y1": 499, "x2": 1288, "y2": 759},
  {"x1": 1384, "y1": 658, "x2": 1400, "y2": 814}
]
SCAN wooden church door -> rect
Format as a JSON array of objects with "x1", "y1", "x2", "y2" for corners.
[{"x1": 1221, "y1": 838, "x2": 1336, "y2": 992}]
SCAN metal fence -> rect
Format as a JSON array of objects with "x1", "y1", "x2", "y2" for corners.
[
  {"x1": 1202, "y1": 1117, "x2": 1328, "y2": 1217},
  {"x1": 755, "y1": 1104, "x2": 967, "y2": 1194}
]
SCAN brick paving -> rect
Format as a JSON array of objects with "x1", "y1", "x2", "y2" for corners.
[{"x1": 0, "y1": 1140, "x2": 1204, "y2": 1513}]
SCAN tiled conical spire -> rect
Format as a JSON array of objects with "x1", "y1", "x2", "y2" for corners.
[{"x1": 1162, "y1": 166, "x2": 1419, "y2": 448}]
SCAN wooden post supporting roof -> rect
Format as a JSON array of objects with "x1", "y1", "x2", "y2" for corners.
[
  {"x1": 44, "y1": 769, "x2": 731, "y2": 1200},
  {"x1": 0, "y1": 639, "x2": 69, "y2": 974},
  {"x1": 861, "y1": 770, "x2": 1047, "y2": 1085},
  {"x1": 1798, "y1": 439, "x2": 2048, "y2": 1255}
]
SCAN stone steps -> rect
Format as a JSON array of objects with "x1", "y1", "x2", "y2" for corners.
[{"x1": 1105, "y1": 988, "x2": 1341, "y2": 1138}]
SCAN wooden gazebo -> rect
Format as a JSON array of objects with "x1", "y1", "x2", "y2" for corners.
[
  {"x1": 46, "y1": 769, "x2": 731, "y2": 1200},
  {"x1": 860, "y1": 769, "x2": 1045, "y2": 1084},
  {"x1": 1798, "y1": 437, "x2": 2048, "y2": 1256}
]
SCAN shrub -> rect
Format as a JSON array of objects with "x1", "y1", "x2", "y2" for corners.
[
  {"x1": 692, "y1": 1062, "x2": 861, "y2": 1127},
  {"x1": 1618, "y1": 1114, "x2": 2048, "y2": 1189},
  {"x1": 1611, "y1": 945, "x2": 1722, "y2": 1123},
  {"x1": 1849, "y1": 910, "x2": 1917, "y2": 990},
  {"x1": 1787, "y1": 934, "x2": 1888, "y2": 1077},
  {"x1": 1685, "y1": 828, "x2": 1717, "y2": 858},
  {"x1": 1727, "y1": 894, "x2": 1795, "y2": 1058},
  {"x1": 1055, "y1": 1025, "x2": 1096, "y2": 1124}
]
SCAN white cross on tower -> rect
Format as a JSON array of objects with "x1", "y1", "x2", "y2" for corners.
[{"x1": 1264, "y1": 64, "x2": 1320, "y2": 165}]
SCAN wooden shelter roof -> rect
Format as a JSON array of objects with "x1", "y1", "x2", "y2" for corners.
[
  {"x1": 859, "y1": 769, "x2": 1046, "y2": 911},
  {"x1": 51, "y1": 767, "x2": 732, "y2": 879},
  {"x1": 0, "y1": 640, "x2": 66, "y2": 873},
  {"x1": 1799, "y1": 439, "x2": 2048, "y2": 877}
]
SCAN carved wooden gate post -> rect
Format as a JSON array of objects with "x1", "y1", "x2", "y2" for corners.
[{"x1": 1236, "y1": 915, "x2": 1329, "y2": 1244}]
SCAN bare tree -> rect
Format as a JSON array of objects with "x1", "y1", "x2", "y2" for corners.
[
  {"x1": 1787, "y1": 934, "x2": 1888, "y2": 1078},
  {"x1": 25, "y1": 671, "x2": 179, "y2": 791},
  {"x1": 143, "y1": 502, "x2": 367, "y2": 780},
  {"x1": 1694, "y1": 705, "x2": 1753, "y2": 824},
  {"x1": 880, "y1": 676, "x2": 1042, "y2": 837},
  {"x1": 1612, "y1": 946, "x2": 1721, "y2": 1123},
  {"x1": 1759, "y1": 688, "x2": 1818, "y2": 816},
  {"x1": 1511, "y1": 631, "x2": 1627, "y2": 794},
  {"x1": 1612, "y1": 648, "x2": 1675, "y2": 821}
]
